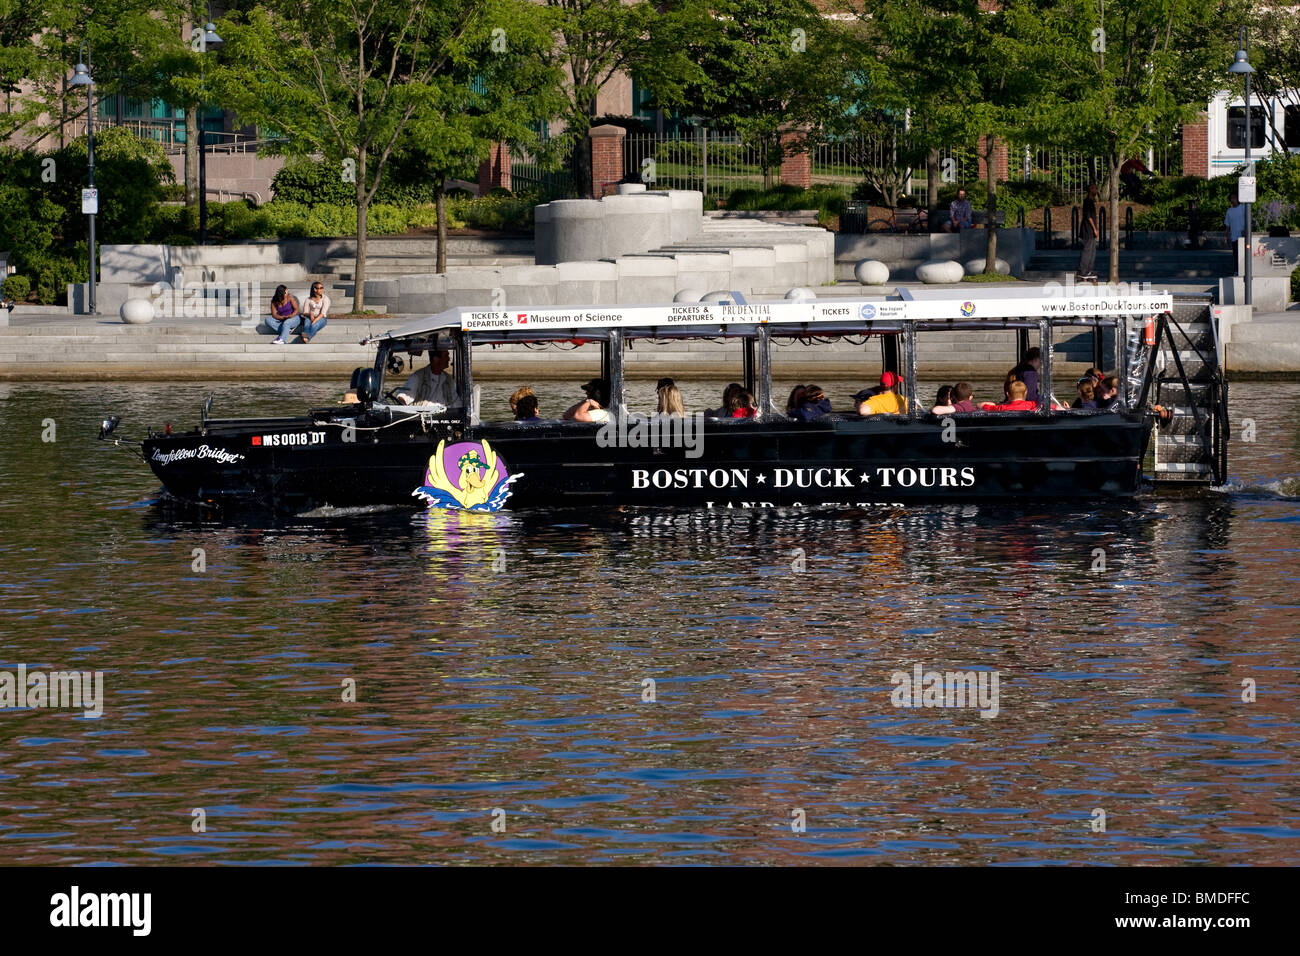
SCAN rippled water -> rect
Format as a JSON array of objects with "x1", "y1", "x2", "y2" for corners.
[{"x1": 0, "y1": 379, "x2": 1297, "y2": 865}]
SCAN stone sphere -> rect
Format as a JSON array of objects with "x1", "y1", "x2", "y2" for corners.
[
  {"x1": 784, "y1": 287, "x2": 817, "y2": 301},
  {"x1": 673, "y1": 289, "x2": 705, "y2": 303},
  {"x1": 964, "y1": 257, "x2": 1011, "y2": 276},
  {"x1": 120, "y1": 298, "x2": 155, "y2": 324},
  {"x1": 700, "y1": 290, "x2": 737, "y2": 304},
  {"x1": 915, "y1": 260, "x2": 965, "y2": 284},
  {"x1": 854, "y1": 259, "x2": 890, "y2": 285}
]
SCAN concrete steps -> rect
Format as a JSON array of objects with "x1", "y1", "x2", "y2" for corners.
[
  {"x1": 319, "y1": 255, "x2": 535, "y2": 280},
  {"x1": 1024, "y1": 249, "x2": 1233, "y2": 280}
]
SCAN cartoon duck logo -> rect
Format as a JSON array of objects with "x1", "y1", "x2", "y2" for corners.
[
  {"x1": 960, "y1": 300, "x2": 977, "y2": 317},
  {"x1": 414, "y1": 439, "x2": 521, "y2": 511}
]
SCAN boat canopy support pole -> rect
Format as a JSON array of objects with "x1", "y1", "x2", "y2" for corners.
[
  {"x1": 755, "y1": 326, "x2": 772, "y2": 421},
  {"x1": 904, "y1": 320, "x2": 919, "y2": 420},
  {"x1": 882, "y1": 333, "x2": 899, "y2": 376},
  {"x1": 454, "y1": 333, "x2": 473, "y2": 410},
  {"x1": 607, "y1": 330, "x2": 626, "y2": 420},
  {"x1": 1116, "y1": 315, "x2": 1129, "y2": 407},
  {"x1": 1038, "y1": 318, "x2": 1054, "y2": 414},
  {"x1": 743, "y1": 338, "x2": 756, "y2": 398},
  {"x1": 1016, "y1": 328, "x2": 1030, "y2": 363},
  {"x1": 1092, "y1": 325, "x2": 1104, "y2": 370}
]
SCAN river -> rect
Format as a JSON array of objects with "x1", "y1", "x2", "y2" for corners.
[{"x1": 0, "y1": 379, "x2": 1297, "y2": 864}]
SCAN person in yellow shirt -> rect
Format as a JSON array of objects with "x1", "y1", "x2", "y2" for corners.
[{"x1": 859, "y1": 371, "x2": 908, "y2": 415}]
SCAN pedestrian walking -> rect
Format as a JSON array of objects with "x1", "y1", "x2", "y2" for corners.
[{"x1": 1077, "y1": 184, "x2": 1099, "y2": 281}]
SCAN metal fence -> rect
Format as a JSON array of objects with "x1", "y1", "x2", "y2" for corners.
[
  {"x1": 509, "y1": 148, "x2": 574, "y2": 200},
  {"x1": 512, "y1": 130, "x2": 1182, "y2": 206},
  {"x1": 623, "y1": 131, "x2": 772, "y2": 203}
]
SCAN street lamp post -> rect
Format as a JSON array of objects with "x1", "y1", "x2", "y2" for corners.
[
  {"x1": 1228, "y1": 30, "x2": 1255, "y2": 307},
  {"x1": 68, "y1": 50, "x2": 96, "y2": 314},
  {"x1": 197, "y1": 22, "x2": 223, "y2": 245}
]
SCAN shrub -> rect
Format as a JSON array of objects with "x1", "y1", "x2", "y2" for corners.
[
  {"x1": 724, "y1": 184, "x2": 846, "y2": 216},
  {"x1": 447, "y1": 194, "x2": 532, "y2": 231},
  {"x1": 27, "y1": 250, "x2": 87, "y2": 305},
  {"x1": 2, "y1": 274, "x2": 30, "y2": 302},
  {"x1": 271, "y1": 158, "x2": 356, "y2": 206},
  {"x1": 1293, "y1": 266, "x2": 1300, "y2": 303},
  {"x1": 51, "y1": 126, "x2": 173, "y2": 245}
]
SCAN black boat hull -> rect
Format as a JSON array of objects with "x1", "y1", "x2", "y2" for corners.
[{"x1": 141, "y1": 413, "x2": 1153, "y2": 512}]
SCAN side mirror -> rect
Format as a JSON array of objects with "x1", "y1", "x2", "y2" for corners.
[{"x1": 356, "y1": 368, "x2": 379, "y2": 404}]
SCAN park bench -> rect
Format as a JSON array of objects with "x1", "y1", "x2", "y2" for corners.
[{"x1": 971, "y1": 209, "x2": 1007, "y2": 227}]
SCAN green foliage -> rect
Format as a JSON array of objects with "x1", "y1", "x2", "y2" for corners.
[
  {"x1": 140, "y1": 195, "x2": 533, "y2": 242},
  {"x1": 1, "y1": 274, "x2": 29, "y2": 301},
  {"x1": 49, "y1": 126, "x2": 174, "y2": 245},
  {"x1": 1254, "y1": 153, "x2": 1300, "y2": 230},
  {"x1": 1133, "y1": 175, "x2": 1235, "y2": 230},
  {"x1": 26, "y1": 248, "x2": 88, "y2": 305},
  {"x1": 0, "y1": 149, "x2": 64, "y2": 275},
  {"x1": 725, "y1": 184, "x2": 846, "y2": 217},
  {"x1": 447, "y1": 194, "x2": 533, "y2": 230},
  {"x1": 1292, "y1": 266, "x2": 1300, "y2": 302},
  {"x1": 936, "y1": 179, "x2": 1064, "y2": 209},
  {"x1": 270, "y1": 158, "x2": 357, "y2": 205},
  {"x1": 683, "y1": 0, "x2": 856, "y2": 179}
]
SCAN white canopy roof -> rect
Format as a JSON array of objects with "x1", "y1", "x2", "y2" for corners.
[{"x1": 372, "y1": 291, "x2": 1173, "y2": 342}]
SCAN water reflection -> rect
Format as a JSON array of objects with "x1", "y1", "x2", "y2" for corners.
[{"x1": 0, "y1": 383, "x2": 1297, "y2": 864}]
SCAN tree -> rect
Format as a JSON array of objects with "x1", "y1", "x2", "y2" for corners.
[
  {"x1": 399, "y1": 6, "x2": 564, "y2": 273},
  {"x1": 216, "y1": 0, "x2": 526, "y2": 312},
  {"x1": 864, "y1": 0, "x2": 1034, "y2": 272},
  {"x1": 683, "y1": 1, "x2": 856, "y2": 188},
  {"x1": 1019, "y1": 0, "x2": 1246, "y2": 282},
  {"x1": 0, "y1": 0, "x2": 58, "y2": 144},
  {"x1": 544, "y1": 0, "x2": 706, "y2": 197},
  {"x1": 1250, "y1": 6, "x2": 1300, "y2": 148}
]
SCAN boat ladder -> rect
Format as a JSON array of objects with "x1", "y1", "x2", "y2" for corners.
[{"x1": 1139, "y1": 294, "x2": 1229, "y2": 485}]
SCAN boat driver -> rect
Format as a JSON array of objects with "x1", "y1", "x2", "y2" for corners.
[{"x1": 394, "y1": 348, "x2": 456, "y2": 406}]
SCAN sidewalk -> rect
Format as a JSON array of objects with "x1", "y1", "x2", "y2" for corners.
[{"x1": 2, "y1": 286, "x2": 1296, "y2": 380}]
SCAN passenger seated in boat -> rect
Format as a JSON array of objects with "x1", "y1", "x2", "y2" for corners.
[
  {"x1": 562, "y1": 379, "x2": 610, "y2": 423},
  {"x1": 1072, "y1": 378, "x2": 1098, "y2": 409},
  {"x1": 930, "y1": 385, "x2": 956, "y2": 415},
  {"x1": 858, "y1": 371, "x2": 908, "y2": 415},
  {"x1": 514, "y1": 394, "x2": 542, "y2": 422},
  {"x1": 657, "y1": 383, "x2": 686, "y2": 416},
  {"x1": 981, "y1": 380, "x2": 1036, "y2": 411},
  {"x1": 950, "y1": 382, "x2": 977, "y2": 412},
  {"x1": 395, "y1": 348, "x2": 455, "y2": 406},
  {"x1": 707, "y1": 383, "x2": 744, "y2": 419},
  {"x1": 1009, "y1": 348, "x2": 1041, "y2": 403},
  {"x1": 1095, "y1": 376, "x2": 1121, "y2": 411},
  {"x1": 732, "y1": 389, "x2": 757, "y2": 418},
  {"x1": 792, "y1": 385, "x2": 831, "y2": 421},
  {"x1": 786, "y1": 385, "x2": 808, "y2": 415},
  {"x1": 509, "y1": 386, "x2": 536, "y2": 416}
]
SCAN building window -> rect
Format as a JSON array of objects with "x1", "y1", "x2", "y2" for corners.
[
  {"x1": 1227, "y1": 106, "x2": 1265, "y2": 149},
  {"x1": 1285, "y1": 105, "x2": 1300, "y2": 149}
]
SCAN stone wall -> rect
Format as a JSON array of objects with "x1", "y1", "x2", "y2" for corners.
[{"x1": 835, "y1": 229, "x2": 1039, "y2": 281}]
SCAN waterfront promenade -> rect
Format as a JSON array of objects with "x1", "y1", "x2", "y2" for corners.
[{"x1": 2, "y1": 279, "x2": 1296, "y2": 380}]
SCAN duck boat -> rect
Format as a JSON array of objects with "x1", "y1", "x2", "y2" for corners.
[{"x1": 101, "y1": 290, "x2": 1228, "y2": 513}]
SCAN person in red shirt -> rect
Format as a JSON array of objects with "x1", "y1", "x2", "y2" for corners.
[{"x1": 982, "y1": 382, "x2": 1034, "y2": 411}]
